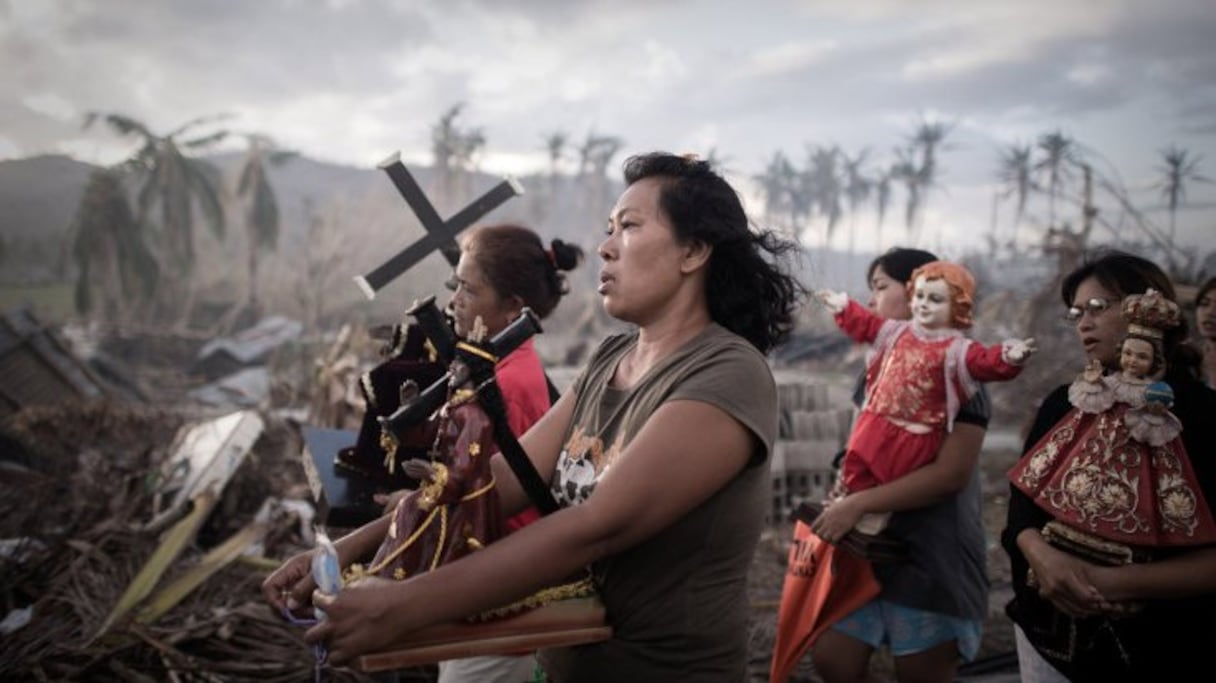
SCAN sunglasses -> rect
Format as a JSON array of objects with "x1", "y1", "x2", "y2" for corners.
[{"x1": 1063, "y1": 297, "x2": 1114, "y2": 322}]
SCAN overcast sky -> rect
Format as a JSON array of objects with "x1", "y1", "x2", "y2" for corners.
[{"x1": 4, "y1": 0, "x2": 1215, "y2": 255}]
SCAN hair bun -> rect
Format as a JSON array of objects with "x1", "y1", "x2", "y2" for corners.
[{"x1": 549, "y1": 239, "x2": 585, "y2": 272}]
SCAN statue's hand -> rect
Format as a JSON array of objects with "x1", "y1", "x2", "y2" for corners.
[
  {"x1": 815, "y1": 289, "x2": 848, "y2": 314},
  {"x1": 398, "y1": 379, "x2": 420, "y2": 407},
  {"x1": 1082, "y1": 358, "x2": 1104, "y2": 383},
  {"x1": 402, "y1": 458, "x2": 435, "y2": 483},
  {"x1": 1004, "y1": 337, "x2": 1038, "y2": 365},
  {"x1": 373, "y1": 488, "x2": 410, "y2": 515}
]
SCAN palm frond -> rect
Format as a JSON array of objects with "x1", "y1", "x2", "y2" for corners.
[
  {"x1": 166, "y1": 112, "x2": 234, "y2": 138},
  {"x1": 181, "y1": 130, "x2": 229, "y2": 149},
  {"x1": 89, "y1": 113, "x2": 154, "y2": 139}
]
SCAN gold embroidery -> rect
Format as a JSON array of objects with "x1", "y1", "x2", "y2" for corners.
[
  {"x1": 364, "y1": 506, "x2": 442, "y2": 576},
  {"x1": 417, "y1": 463, "x2": 450, "y2": 511},
  {"x1": 343, "y1": 563, "x2": 368, "y2": 584},
  {"x1": 1022, "y1": 409, "x2": 1207, "y2": 538},
  {"x1": 469, "y1": 576, "x2": 598, "y2": 621},
  {"x1": 869, "y1": 336, "x2": 951, "y2": 425},
  {"x1": 380, "y1": 428, "x2": 399, "y2": 471}
]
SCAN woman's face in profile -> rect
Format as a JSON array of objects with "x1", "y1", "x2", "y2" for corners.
[
  {"x1": 869, "y1": 265, "x2": 912, "y2": 321},
  {"x1": 597, "y1": 178, "x2": 686, "y2": 323},
  {"x1": 447, "y1": 250, "x2": 517, "y2": 340},
  {"x1": 1197, "y1": 287, "x2": 1216, "y2": 341},
  {"x1": 1070, "y1": 276, "x2": 1127, "y2": 368}
]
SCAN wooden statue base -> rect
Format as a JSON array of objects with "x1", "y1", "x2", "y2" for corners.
[{"x1": 352, "y1": 596, "x2": 611, "y2": 672}]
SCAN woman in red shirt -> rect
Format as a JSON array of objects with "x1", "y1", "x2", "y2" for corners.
[{"x1": 377, "y1": 223, "x2": 583, "y2": 682}]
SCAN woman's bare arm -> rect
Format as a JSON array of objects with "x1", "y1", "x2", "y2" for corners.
[
  {"x1": 489, "y1": 389, "x2": 576, "y2": 517},
  {"x1": 813, "y1": 422, "x2": 985, "y2": 543},
  {"x1": 1091, "y1": 546, "x2": 1216, "y2": 602},
  {"x1": 307, "y1": 398, "x2": 754, "y2": 663}
]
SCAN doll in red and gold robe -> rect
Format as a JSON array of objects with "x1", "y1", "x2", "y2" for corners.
[
  {"x1": 818, "y1": 261, "x2": 1036, "y2": 500},
  {"x1": 1009, "y1": 289, "x2": 1216, "y2": 555}
]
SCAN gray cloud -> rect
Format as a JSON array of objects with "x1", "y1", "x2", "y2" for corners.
[{"x1": 2, "y1": 0, "x2": 1214, "y2": 253}]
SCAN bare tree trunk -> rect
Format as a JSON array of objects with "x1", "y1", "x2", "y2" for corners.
[{"x1": 1080, "y1": 164, "x2": 1095, "y2": 246}]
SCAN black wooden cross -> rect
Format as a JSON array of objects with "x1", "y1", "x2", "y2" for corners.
[{"x1": 354, "y1": 151, "x2": 524, "y2": 299}]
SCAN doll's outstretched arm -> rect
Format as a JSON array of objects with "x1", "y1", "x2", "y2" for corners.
[
  {"x1": 817, "y1": 291, "x2": 886, "y2": 343},
  {"x1": 1002, "y1": 337, "x2": 1038, "y2": 365},
  {"x1": 964, "y1": 337, "x2": 1034, "y2": 381},
  {"x1": 402, "y1": 458, "x2": 435, "y2": 482},
  {"x1": 814, "y1": 289, "x2": 849, "y2": 314}
]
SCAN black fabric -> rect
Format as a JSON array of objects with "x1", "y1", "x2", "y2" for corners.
[
  {"x1": 465, "y1": 351, "x2": 560, "y2": 515},
  {"x1": 1002, "y1": 367, "x2": 1216, "y2": 681},
  {"x1": 339, "y1": 322, "x2": 444, "y2": 484}
]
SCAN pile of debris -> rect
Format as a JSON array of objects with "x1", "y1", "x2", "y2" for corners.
[
  {"x1": 0, "y1": 400, "x2": 374, "y2": 681},
  {"x1": 0, "y1": 302, "x2": 423, "y2": 680}
]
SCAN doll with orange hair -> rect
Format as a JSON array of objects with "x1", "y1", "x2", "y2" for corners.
[{"x1": 818, "y1": 261, "x2": 1036, "y2": 505}]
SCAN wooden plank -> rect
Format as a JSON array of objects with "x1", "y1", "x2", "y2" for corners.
[
  {"x1": 355, "y1": 626, "x2": 612, "y2": 671},
  {"x1": 352, "y1": 596, "x2": 610, "y2": 672}
]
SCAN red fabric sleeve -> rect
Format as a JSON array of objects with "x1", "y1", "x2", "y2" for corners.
[
  {"x1": 835, "y1": 300, "x2": 886, "y2": 344},
  {"x1": 963, "y1": 341, "x2": 1022, "y2": 382}
]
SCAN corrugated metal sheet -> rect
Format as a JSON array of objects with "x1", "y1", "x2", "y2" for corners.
[{"x1": 0, "y1": 307, "x2": 108, "y2": 418}]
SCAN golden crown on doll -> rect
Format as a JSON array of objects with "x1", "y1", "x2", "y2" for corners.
[{"x1": 1122, "y1": 288, "x2": 1180, "y2": 339}]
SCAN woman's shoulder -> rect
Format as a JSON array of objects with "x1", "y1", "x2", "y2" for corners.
[
  {"x1": 587, "y1": 330, "x2": 638, "y2": 365},
  {"x1": 704, "y1": 322, "x2": 761, "y2": 348},
  {"x1": 686, "y1": 324, "x2": 774, "y2": 376},
  {"x1": 674, "y1": 325, "x2": 775, "y2": 390},
  {"x1": 1167, "y1": 369, "x2": 1216, "y2": 425},
  {"x1": 496, "y1": 341, "x2": 550, "y2": 411},
  {"x1": 1169, "y1": 367, "x2": 1216, "y2": 401}
]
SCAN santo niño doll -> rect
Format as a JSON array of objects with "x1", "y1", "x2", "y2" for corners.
[
  {"x1": 817, "y1": 261, "x2": 1036, "y2": 529},
  {"x1": 1009, "y1": 289, "x2": 1216, "y2": 558}
]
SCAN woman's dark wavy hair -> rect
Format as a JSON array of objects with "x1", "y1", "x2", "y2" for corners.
[
  {"x1": 1062, "y1": 248, "x2": 1199, "y2": 374},
  {"x1": 621, "y1": 152, "x2": 806, "y2": 353}
]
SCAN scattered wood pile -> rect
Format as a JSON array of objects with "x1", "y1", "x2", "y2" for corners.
[{"x1": 0, "y1": 400, "x2": 396, "y2": 681}]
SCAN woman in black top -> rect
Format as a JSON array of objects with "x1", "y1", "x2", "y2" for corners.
[{"x1": 1001, "y1": 250, "x2": 1216, "y2": 681}]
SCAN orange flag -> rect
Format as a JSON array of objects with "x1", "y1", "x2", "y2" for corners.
[{"x1": 770, "y1": 521, "x2": 881, "y2": 683}]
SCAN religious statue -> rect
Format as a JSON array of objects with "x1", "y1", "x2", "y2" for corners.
[
  {"x1": 817, "y1": 260, "x2": 1036, "y2": 531},
  {"x1": 1009, "y1": 288, "x2": 1216, "y2": 560}
]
